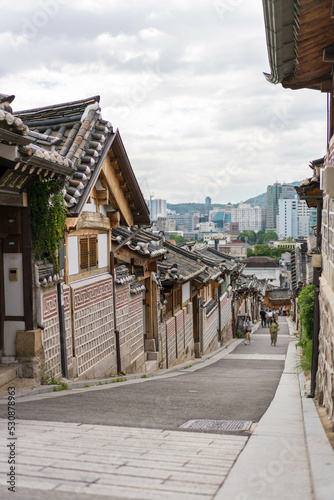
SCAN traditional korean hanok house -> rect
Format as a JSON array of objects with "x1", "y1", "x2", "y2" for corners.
[
  {"x1": 0, "y1": 94, "x2": 74, "y2": 380},
  {"x1": 263, "y1": 0, "x2": 334, "y2": 415},
  {"x1": 110, "y1": 226, "x2": 166, "y2": 373},
  {"x1": 192, "y1": 243, "x2": 240, "y2": 344},
  {"x1": 262, "y1": 285, "x2": 291, "y2": 314},
  {"x1": 158, "y1": 241, "x2": 227, "y2": 366},
  {"x1": 15, "y1": 95, "x2": 150, "y2": 381}
]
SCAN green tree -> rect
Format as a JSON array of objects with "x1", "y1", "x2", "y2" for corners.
[
  {"x1": 247, "y1": 248, "x2": 254, "y2": 257},
  {"x1": 263, "y1": 231, "x2": 278, "y2": 242},
  {"x1": 237, "y1": 231, "x2": 257, "y2": 244},
  {"x1": 256, "y1": 230, "x2": 265, "y2": 244},
  {"x1": 253, "y1": 244, "x2": 272, "y2": 256},
  {"x1": 169, "y1": 234, "x2": 187, "y2": 243}
]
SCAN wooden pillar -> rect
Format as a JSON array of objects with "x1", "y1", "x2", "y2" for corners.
[{"x1": 21, "y1": 207, "x2": 36, "y2": 330}]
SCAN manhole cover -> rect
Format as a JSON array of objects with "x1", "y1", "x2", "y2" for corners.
[{"x1": 180, "y1": 419, "x2": 252, "y2": 431}]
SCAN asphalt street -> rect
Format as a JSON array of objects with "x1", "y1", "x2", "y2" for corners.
[{"x1": 0, "y1": 319, "x2": 291, "y2": 433}]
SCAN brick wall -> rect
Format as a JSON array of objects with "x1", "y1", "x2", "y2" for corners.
[
  {"x1": 166, "y1": 316, "x2": 176, "y2": 367},
  {"x1": 202, "y1": 306, "x2": 219, "y2": 354},
  {"x1": 71, "y1": 275, "x2": 114, "y2": 377},
  {"x1": 41, "y1": 288, "x2": 62, "y2": 378}
]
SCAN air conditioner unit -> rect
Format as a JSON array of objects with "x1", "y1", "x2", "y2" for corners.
[{"x1": 320, "y1": 165, "x2": 334, "y2": 198}]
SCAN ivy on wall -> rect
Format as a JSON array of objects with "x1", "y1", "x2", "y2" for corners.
[{"x1": 30, "y1": 179, "x2": 67, "y2": 272}]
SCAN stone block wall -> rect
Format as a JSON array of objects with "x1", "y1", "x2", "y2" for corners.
[
  {"x1": 127, "y1": 293, "x2": 145, "y2": 372},
  {"x1": 159, "y1": 314, "x2": 167, "y2": 368},
  {"x1": 41, "y1": 288, "x2": 62, "y2": 378},
  {"x1": 175, "y1": 309, "x2": 184, "y2": 360},
  {"x1": 201, "y1": 306, "x2": 219, "y2": 355},
  {"x1": 317, "y1": 276, "x2": 334, "y2": 425},
  {"x1": 71, "y1": 275, "x2": 114, "y2": 377}
]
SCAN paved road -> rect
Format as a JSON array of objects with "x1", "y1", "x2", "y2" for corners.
[
  {"x1": 0, "y1": 318, "x2": 293, "y2": 499},
  {"x1": 0, "y1": 319, "x2": 290, "y2": 432}
]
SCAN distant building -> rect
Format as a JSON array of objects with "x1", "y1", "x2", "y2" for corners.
[
  {"x1": 168, "y1": 214, "x2": 195, "y2": 232},
  {"x1": 231, "y1": 203, "x2": 265, "y2": 232},
  {"x1": 266, "y1": 183, "x2": 295, "y2": 231},
  {"x1": 278, "y1": 198, "x2": 315, "y2": 239},
  {"x1": 199, "y1": 221, "x2": 216, "y2": 233},
  {"x1": 242, "y1": 256, "x2": 282, "y2": 286},
  {"x1": 205, "y1": 196, "x2": 212, "y2": 205},
  {"x1": 150, "y1": 199, "x2": 167, "y2": 221}
]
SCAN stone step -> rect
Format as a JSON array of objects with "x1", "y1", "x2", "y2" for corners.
[
  {"x1": 146, "y1": 351, "x2": 159, "y2": 361},
  {"x1": 0, "y1": 364, "x2": 19, "y2": 389},
  {"x1": 144, "y1": 359, "x2": 158, "y2": 374}
]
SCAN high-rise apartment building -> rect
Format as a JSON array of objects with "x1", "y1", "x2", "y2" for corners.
[
  {"x1": 266, "y1": 183, "x2": 295, "y2": 231},
  {"x1": 149, "y1": 199, "x2": 167, "y2": 221},
  {"x1": 278, "y1": 198, "x2": 315, "y2": 239},
  {"x1": 231, "y1": 203, "x2": 265, "y2": 232}
]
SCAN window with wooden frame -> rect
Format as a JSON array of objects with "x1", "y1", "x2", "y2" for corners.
[{"x1": 79, "y1": 235, "x2": 98, "y2": 271}]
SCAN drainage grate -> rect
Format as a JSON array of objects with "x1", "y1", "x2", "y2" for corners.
[{"x1": 180, "y1": 419, "x2": 252, "y2": 431}]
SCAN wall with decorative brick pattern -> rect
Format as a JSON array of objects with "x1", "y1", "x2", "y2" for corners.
[
  {"x1": 71, "y1": 275, "x2": 114, "y2": 377},
  {"x1": 41, "y1": 288, "x2": 62, "y2": 378},
  {"x1": 63, "y1": 285, "x2": 73, "y2": 374},
  {"x1": 116, "y1": 285, "x2": 145, "y2": 373},
  {"x1": 166, "y1": 316, "x2": 176, "y2": 367},
  {"x1": 220, "y1": 293, "x2": 233, "y2": 344},
  {"x1": 183, "y1": 303, "x2": 194, "y2": 360},
  {"x1": 175, "y1": 309, "x2": 184, "y2": 360},
  {"x1": 201, "y1": 306, "x2": 219, "y2": 355}
]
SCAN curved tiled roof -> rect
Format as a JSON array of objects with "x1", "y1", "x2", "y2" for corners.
[
  {"x1": 242, "y1": 256, "x2": 280, "y2": 268},
  {"x1": 111, "y1": 226, "x2": 166, "y2": 259},
  {"x1": 15, "y1": 96, "x2": 150, "y2": 223}
]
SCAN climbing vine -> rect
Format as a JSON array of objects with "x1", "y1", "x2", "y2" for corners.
[{"x1": 30, "y1": 178, "x2": 67, "y2": 272}]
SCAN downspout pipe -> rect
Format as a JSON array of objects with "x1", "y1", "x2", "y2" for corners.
[{"x1": 110, "y1": 226, "x2": 144, "y2": 375}]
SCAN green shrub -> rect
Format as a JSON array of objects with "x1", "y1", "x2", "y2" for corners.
[{"x1": 236, "y1": 329, "x2": 246, "y2": 338}]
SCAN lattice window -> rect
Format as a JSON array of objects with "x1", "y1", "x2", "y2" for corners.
[{"x1": 79, "y1": 236, "x2": 98, "y2": 271}]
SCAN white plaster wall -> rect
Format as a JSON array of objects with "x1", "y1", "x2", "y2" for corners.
[
  {"x1": 4, "y1": 253, "x2": 24, "y2": 316},
  {"x1": 68, "y1": 236, "x2": 79, "y2": 275},
  {"x1": 98, "y1": 233, "x2": 108, "y2": 268},
  {"x1": 182, "y1": 282, "x2": 190, "y2": 303},
  {"x1": 242, "y1": 267, "x2": 281, "y2": 286},
  {"x1": 4, "y1": 321, "x2": 25, "y2": 356},
  {"x1": 83, "y1": 202, "x2": 97, "y2": 212}
]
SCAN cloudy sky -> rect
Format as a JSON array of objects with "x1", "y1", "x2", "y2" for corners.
[{"x1": 0, "y1": 0, "x2": 327, "y2": 204}]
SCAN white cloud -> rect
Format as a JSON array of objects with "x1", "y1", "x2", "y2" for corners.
[{"x1": 0, "y1": 0, "x2": 327, "y2": 204}]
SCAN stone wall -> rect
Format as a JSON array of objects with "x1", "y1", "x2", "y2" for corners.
[
  {"x1": 317, "y1": 277, "x2": 334, "y2": 424},
  {"x1": 220, "y1": 293, "x2": 233, "y2": 344}
]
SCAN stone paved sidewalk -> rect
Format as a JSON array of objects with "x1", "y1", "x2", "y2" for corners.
[{"x1": 0, "y1": 419, "x2": 247, "y2": 499}]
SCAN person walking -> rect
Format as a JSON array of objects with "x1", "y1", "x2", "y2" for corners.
[
  {"x1": 269, "y1": 316, "x2": 279, "y2": 346},
  {"x1": 260, "y1": 308, "x2": 266, "y2": 328},
  {"x1": 244, "y1": 316, "x2": 253, "y2": 345}
]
